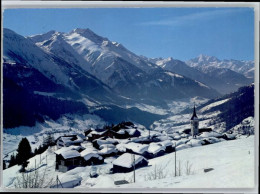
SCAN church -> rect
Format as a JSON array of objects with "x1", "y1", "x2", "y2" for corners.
[{"x1": 190, "y1": 105, "x2": 199, "y2": 138}]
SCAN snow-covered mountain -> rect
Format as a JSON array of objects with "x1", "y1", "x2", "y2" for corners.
[
  {"x1": 3, "y1": 28, "x2": 220, "y2": 129},
  {"x1": 187, "y1": 54, "x2": 254, "y2": 79},
  {"x1": 28, "y1": 28, "x2": 219, "y2": 101},
  {"x1": 145, "y1": 56, "x2": 253, "y2": 94}
]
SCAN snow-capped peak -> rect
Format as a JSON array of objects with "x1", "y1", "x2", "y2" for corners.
[
  {"x1": 197, "y1": 54, "x2": 220, "y2": 63},
  {"x1": 71, "y1": 28, "x2": 108, "y2": 44}
]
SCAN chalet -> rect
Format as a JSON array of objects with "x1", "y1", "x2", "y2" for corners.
[
  {"x1": 124, "y1": 142, "x2": 150, "y2": 158},
  {"x1": 56, "y1": 135, "x2": 84, "y2": 149},
  {"x1": 80, "y1": 149, "x2": 104, "y2": 166},
  {"x1": 125, "y1": 128, "x2": 141, "y2": 138},
  {"x1": 92, "y1": 138, "x2": 118, "y2": 149},
  {"x1": 98, "y1": 146, "x2": 118, "y2": 158},
  {"x1": 158, "y1": 140, "x2": 174, "y2": 153},
  {"x1": 87, "y1": 131, "x2": 107, "y2": 142},
  {"x1": 113, "y1": 129, "x2": 130, "y2": 139},
  {"x1": 55, "y1": 148, "x2": 82, "y2": 172},
  {"x1": 146, "y1": 143, "x2": 165, "y2": 159},
  {"x1": 112, "y1": 153, "x2": 148, "y2": 173}
]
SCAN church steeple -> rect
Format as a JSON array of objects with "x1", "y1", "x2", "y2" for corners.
[
  {"x1": 190, "y1": 104, "x2": 199, "y2": 138},
  {"x1": 191, "y1": 104, "x2": 198, "y2": 120}
]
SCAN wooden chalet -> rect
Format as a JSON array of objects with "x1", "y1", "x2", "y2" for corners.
[
  {"x1": 55, "y1": 148, "x2": 82, "y2": 172},
  {"x1": 112, "y1": 153, "x2": 148, "y2": 173}
]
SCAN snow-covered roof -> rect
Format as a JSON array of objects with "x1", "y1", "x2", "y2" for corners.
[
  {"x1": 58, "y1": 135, "x2": 84, "y2": 146},
  {"x1": 112, "y1": 153, "x2": 147, "y2": 168},
  {"x1": 125, "y1": 142, "x2": 149, "y2": 154},
  {"x1": 202, "y1": 137, "x2": 221, "y2": 144},
  {"x1": 158, "y1": 140, "x2": 173, "y2": 147},
  {"x1": 68, "y1": 145, "x2": 85, "y2": 151},
  {"x1": 83, "y1": 153, "x2": 102, "y2": 161},
  {"x1": 199, "y1": 131, "x2": 222, "y2": 138},
  {"x1": 99, "y1": 144, "x2": 115, "y2": 150},
  {"x1": 186, "y1": 139, "x2": 204, "y2": 147},
  {"x1": 60, "y1": 150, "x2": 81, "y2": 159},
  {"x1": 172, "y1": 135, "x2": 181, "y2": 140},
  {"x1": 98, "y1": 147, "x2": 117, "y2": 155},
  {"x1": 60, "y1": 136, "x2": 73, "y2": 143},
  {"x1": 126, "y1": 128, "x2": 138, "y2": 135},
  {"x1": 80, "y1": 148, "x2": 98, "y2": 157},
  {"x1": 55, "y1": 146, "x2": 81, "y2": 155},
  {"x1": 117, "y1": 129, "x2": 126, "y2": 134},
  {"x1": 147, "y1": 143, "x2": 165, "y2": 154},
  {"x1": 76, "y1": 134, "x2": 86, "y2": 140},
  {"x1": 96, "y1": 139, "x2": 117, "y2": 146},
  {"x1": 116, "y1": 143, "x2": 127, "y2": 152},
  {"x1": 87, "y1": 130, "x2": 106, "y2": 137},
  {"x1": 172, "y1": 139, "x2": 189, "y2": 147}
]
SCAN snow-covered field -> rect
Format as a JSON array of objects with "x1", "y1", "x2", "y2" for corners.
[{"x1": 3, "y1": 135, "x2": 255, "y2": 189}]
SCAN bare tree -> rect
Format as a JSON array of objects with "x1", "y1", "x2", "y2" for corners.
[
  {"x1": 144, "y1": 164, "x2": 168, "y2": 181},
  {"x1": 14, "y1": 164, "x2": 53, "y2": 188}
]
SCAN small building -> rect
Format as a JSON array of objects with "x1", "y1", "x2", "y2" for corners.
[
  {"x1": 112, "y1": 153, "x2": 148, "y2": 173},
  {"x1": 124, "y1": 142, "x2": 149, "y2": 157},
  {"x1": 92, "y1": 138, "x2": 118, "y2": 149},
  {"x1": 190, "y1": 105, "x2": 199, "y2": 138},
  {"x1": 80, "y1": 149, "x2": 104, "y2": 166},
  {"x1": 98, "y1": 147, "x2": 118, "y2": 158},
  {"x1": 56, "y1": 135, "x2": 84, "y2": 149},
  {"x1": 146, "y1": 143, "x2": 165, "y2": 159},
  {"x1": 113, "y1": 129, "x2": 130, "y2": 139},
  {"x1": 158, "y1": 140, "x2": 174, "y2": 153},
  {"x1": 125, "y1": 128, "x2": 141, "y2": 138},
  {"x1": 55, "y1": 148, "x2": 82, "y2": 172},
  {"x1": 87, "y1": 131, "x2": 107, "y2": 142}
]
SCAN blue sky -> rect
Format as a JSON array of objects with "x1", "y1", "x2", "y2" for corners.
[{"x1": 3, "y1": 7, "x2": 255, "y2": 61}]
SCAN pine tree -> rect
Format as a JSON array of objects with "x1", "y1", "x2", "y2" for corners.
[{"x1": 16, "y1": 138, "x2": 32, "y2": 165}]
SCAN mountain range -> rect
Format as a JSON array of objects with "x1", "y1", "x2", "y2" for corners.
[{"x1": 2, "y1": 28, "x2": 254, "y2": 128}]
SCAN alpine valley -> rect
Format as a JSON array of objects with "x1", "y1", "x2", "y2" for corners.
[
  {"x1": 3, "y1": 28, "x2": 254, "y2": 129},
  {"x1": 2, "y1": 27, "x2": 256, "y2": 189}
]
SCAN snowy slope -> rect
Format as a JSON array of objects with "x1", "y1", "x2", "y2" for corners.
[
  {"x1": 152, "y1": 84, "x2": 254, "y2": 134},
  {"x1": 3, "y1": 28, "x2": 70, "y2": 87},
  {"x1": 3, "y1": 135, "x2": 255, "y2": 189}
]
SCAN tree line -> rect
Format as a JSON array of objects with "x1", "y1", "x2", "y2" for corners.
[{"x1": 4, "y1": 133, "x2": 55, "y2": 171}]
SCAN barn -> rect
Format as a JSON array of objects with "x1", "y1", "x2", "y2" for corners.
[{"x1": 112, "y1": 153, "x2": 148, "y2": 173}]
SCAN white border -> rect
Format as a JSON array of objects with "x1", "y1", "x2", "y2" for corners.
[{"x1": 1, "y1": 1, "x2": 259, "y2": 193}]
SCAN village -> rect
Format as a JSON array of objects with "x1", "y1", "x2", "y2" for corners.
[
  {"x1": 53, "y1": 106, "x2": 236, "y2": 178},
  {"x1": 2, "y1": 105, "x2": 253, "y2": 189}
]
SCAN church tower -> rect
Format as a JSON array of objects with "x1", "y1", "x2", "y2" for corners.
[{"x1": 190, "y1": 105, "x2": 199, "y2": 138}]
